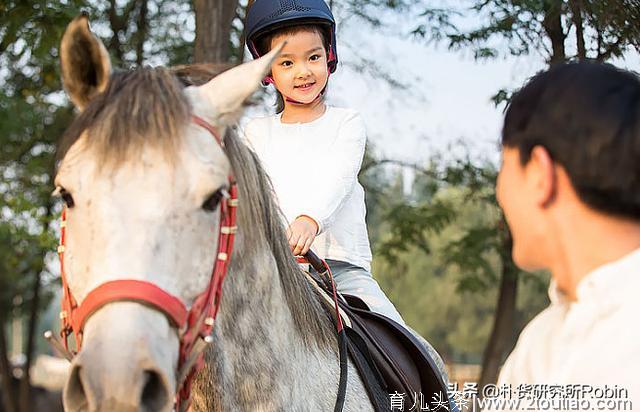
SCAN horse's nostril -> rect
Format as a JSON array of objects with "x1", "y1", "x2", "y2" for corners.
[
  {"x1": 64, "y1": 363, "x2": 172, "y2": 412},
  {"x1": 141, "y1": 369, "x2": 170, "y2": 412},
  {"x1": 64, "y1": 364, "x2": 89, "y2": 411}
]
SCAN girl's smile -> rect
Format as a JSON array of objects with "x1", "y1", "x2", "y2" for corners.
[{"x1": 295, "y1": 81, "x2": 316, "y2": 91}]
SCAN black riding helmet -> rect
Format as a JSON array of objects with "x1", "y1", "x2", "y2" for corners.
[{"x1": 245, "y1": 0, "x2": 338, "y2": 73}]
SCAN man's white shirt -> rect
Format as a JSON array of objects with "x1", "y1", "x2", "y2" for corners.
[{"x1": 496, "y1": 248, "x2": 640, "y2": 411}]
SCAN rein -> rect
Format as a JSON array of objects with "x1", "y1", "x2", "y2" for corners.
[
  {"x1": 299, "y1": 251, "x2": 348, "y2": 412},
  {"x1": 51, "y1": 115, "x2": 237, "y2": 412}
]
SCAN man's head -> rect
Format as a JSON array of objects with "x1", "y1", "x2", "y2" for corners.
[{"x1": 497, "y1": 62, "x2": 640, "y2": 271}]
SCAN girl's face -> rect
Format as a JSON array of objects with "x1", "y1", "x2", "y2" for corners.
[{"x1": 269, "y1": 29, "x2": 329, "y2": 105}]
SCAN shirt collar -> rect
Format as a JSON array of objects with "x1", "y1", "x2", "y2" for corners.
[{"x1": 548, "y1": 247, "x2": 640, "y2": 305}]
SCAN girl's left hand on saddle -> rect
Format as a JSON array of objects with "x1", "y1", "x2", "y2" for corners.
[{"x1": 287, "y1": 215, "x2": 319, "y2": 256}]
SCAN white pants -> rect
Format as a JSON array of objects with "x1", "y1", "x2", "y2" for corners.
[{"x1": 323, "y1": 259, "x2": 405, "y2": 325}]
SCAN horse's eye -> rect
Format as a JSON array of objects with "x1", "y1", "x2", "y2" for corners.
[
  {"x1": 59, "y1": 188, "x2": 75, "y2": 208},
  {"x1": 202, "y1": 189, "x2": 226, "y2": 212}
]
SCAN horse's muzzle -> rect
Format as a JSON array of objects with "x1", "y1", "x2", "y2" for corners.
[{"x1": 62, "y1": 303, "x2": 176, "y2": 412}]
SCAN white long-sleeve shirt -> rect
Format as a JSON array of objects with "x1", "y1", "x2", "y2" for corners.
[
  {"x1": 494, "y1": 248, "x2": 640, "y2": 411},
  {"x1": 242, "y1": 106, "x2": 373, "y2": 271}
]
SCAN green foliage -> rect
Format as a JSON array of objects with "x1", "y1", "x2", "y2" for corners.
[
  {"x1": 378, "y1": 199, "x2": 456, "y2": 262},
  {"x1": 367, "y1": 154, "x2": 505, "y2": 292},
  {"x1": 580, "y1": 0, "x2": 640, "y2": 59},
  {"x1": 411, "y1": 7, "x2": 459, "y2": 43},
  {"x1": 411, "y1": 0, "x2": 640, "y2": 62},
  {"x1": 362, "y1": 154, "x2": 549, "y2": 363},
  {"x1": 0, "y1": 1, "x2": 86, "y2": 323}
]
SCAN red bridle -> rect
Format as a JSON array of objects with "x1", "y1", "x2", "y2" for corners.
[{"x1": 56, "y1": 115, "x2": 237, "y2": 412}]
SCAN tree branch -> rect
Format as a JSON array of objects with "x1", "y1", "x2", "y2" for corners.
[
  {"x1": 108, "y1": 0, "x2": 124, "y2": 63},
  {"x1": 360, "y1": 158, "x2": 436, "y2": 177},
  {"x1": 597, "y1": 25, "x2": 633, "y2": 61},
  {"x1": 542, "y1": 0, "x2": 567, "y2": 65},
  {"x1": 120, "y1": 0, "x2": 140, "y2": 24}
]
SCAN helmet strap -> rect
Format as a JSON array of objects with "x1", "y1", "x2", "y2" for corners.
[
  {"x1": 262, "y1": 75, "x2": 275, "y2": 87},
  {"x1": 284, "y1": 94, "x2": 320, "y2": 105}
]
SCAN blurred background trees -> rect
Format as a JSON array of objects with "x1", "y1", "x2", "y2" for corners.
[
  {"x1": 1, "y1": 0, "x2": 639, "y2": 410},
  {"x1": 357, "y1": 0, "x2": 640, "y2": 388}
]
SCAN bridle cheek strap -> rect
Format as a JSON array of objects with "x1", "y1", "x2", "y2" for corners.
[{"x1": 56, "y1": 115, "x2": 237, "y2": 412}]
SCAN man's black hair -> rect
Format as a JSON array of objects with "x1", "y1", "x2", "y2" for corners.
[{"x1": 502, "y1": 61, "x2": 640, "y2": 219}]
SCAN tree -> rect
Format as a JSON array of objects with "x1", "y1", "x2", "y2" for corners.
[
  {"x1": 193, "y1": 0, "x2": 239, "y2": 63},
  {"x1": 412, "y1": 0, "x2": 640, "y2": 103},
  {"x1": 411, "y1": 0, "x2": 640, "y2": 63}
]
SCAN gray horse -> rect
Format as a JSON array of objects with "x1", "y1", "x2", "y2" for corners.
[{"x1": 55, "y1": 15, "x2": 448, "y2": 412}]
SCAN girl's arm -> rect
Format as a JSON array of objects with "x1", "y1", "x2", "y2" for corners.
[{"x1": 289, "y1": 110, "x2": 367, "y2": 234}]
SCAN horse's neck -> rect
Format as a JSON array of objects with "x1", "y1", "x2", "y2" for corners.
[{"x1": 192, "y1": 248, "x2": 338, "y2": 411}]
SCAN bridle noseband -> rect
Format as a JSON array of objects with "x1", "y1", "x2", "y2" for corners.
[{"x1": 55, "y1": 115, "x2": 236, "y2": 412}]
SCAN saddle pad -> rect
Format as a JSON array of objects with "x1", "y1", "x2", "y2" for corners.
[
  {"x1": 304, "y1": 271, "x2": 448, "y2": 410},
  {"x1": 342, "y1": 294, "x2": 448, "y2": 408}
]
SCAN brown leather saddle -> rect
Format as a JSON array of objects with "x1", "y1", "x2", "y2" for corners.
[{"x1": 305, "y1": 269, "x2": 449, "y2": 411}]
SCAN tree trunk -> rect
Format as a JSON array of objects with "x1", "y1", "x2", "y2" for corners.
[
  {"x1": 0, "y1": 313, "x2": 17, "y2": 412},
  {"x1": 238, "y1": 0, "x2": 256, "y2": 63},
  {"x1": 18, "y1": 271, "x2": 42, "y2": 412},
  {"x1": 18, "y1": 201, "x2": 52, "y2": 412},
  {"x1": 542, "y1": 0, "x2": 567, "y2": 65},
  {"x1": 569, "y1": 0, "x2": 586, "y2": 59},
  {"x1": 478, "y1": 219, "x2": 518, "y2": 391},
  {"x1": 194, "y1": 0, "x2": 239, "y2": 63},
  {"x1": 135, "y1": 0, "x2": 148, "y2": 66}
]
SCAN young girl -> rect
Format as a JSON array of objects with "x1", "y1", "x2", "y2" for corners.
[{"x1": 243, "y1": 0, "x2": 404, "y2": 325}]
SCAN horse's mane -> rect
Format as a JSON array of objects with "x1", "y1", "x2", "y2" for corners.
[
  {"x1": 56, "y1": 64, "x2": 336, "y2": 351},
  {"x1": 57, "y1": 67, "x2": 190, "y2": 167}
]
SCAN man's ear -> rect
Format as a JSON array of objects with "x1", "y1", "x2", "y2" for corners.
[{"x1": 528, "y1": 145, "x2": 556, "y2": 207}]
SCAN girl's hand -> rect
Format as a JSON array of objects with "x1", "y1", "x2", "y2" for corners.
[{"x1": 286, "y1": 215, "x2": 319, "y2": 256}]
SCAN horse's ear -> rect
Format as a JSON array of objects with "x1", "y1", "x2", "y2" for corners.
[
  {"x1": 60, "y1": 14, "x2": 111, "y2": 111},
  {"x1": 195, "y1": 42, "x2": 285, "y2": 121}
]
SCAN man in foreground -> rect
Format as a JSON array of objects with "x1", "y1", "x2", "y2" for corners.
[{"x1": 494, "y1": 61, "x2": 640, "y2": 410}]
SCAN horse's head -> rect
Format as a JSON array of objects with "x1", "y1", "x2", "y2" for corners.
[{"x1": 55, "y1": 15, "x2": 281, "y2": 412}]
